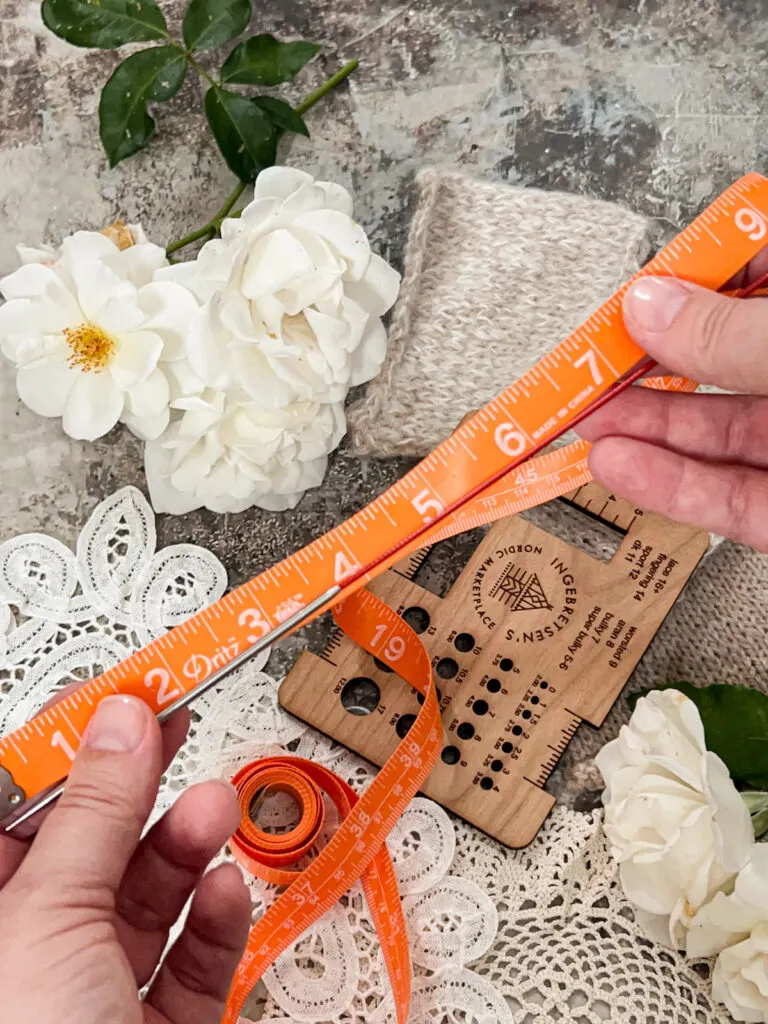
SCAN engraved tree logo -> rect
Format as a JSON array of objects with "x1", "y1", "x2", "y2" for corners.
[{"x1": 489, "y1": 561, "x2": 553, "y2": 612}]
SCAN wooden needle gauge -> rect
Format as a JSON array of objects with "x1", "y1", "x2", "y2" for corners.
[{"x1": 279, "y1": 483, "x2": 708, "y2": 847}]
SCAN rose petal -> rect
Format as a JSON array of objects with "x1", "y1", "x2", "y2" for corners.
[
  {"x1": 254, "y1": 489, "x2": 305, "y2": 512},
  {"x1": 70, "y1": 257, "x2": 136, "y2": 325},
  {"x1": 254, "y1": 166, "x2": 314, "y2": 201},
  {"x1": 145, "y1": 438, "x2": 203, "y2": 515},
  {"x1": 232, "y1": 197, "x2": 280, "y2": 237},
  {"x1": 278, "y1": 182, "x2": 329, "y2": 221},
  {"x1": 125, "y1": 367, "x2": 170, "y2": 418},
  {"x1": 16, "y1": 360, "x2": 78, "y2": 417},
  {"x1": 233, "y1": 346, "x2": 300, "y2": 408},
  {"x1": 17, "y1": 242, "x2": 58, "y2": 265},
  {"x1": 317, "y1": 180, "x2": 354, "y2": 216},
  {"x1": 165, "y1": 358, "x2": 205, "y2": 404},
  {"x1": 186, "y1": 299, "x2": 231, "y2": 388},
  {"x1": 0, "y1": 297, "x2": 74, "y2": 362},
  {"x1": 241, "y1": 228, "x2": 318, "y2": 300},
  {"x1": 349, "y1": 315, "x2": 387, "y2": 386},
  {"x1": 345, "y1": 251, "x2": 401, "y2": 316},
  {"x1": 62, "y1": 370, "x2": 124, "y2": 440},
  {"x1": 138, "y1": 281, "x2": 198, "y2": 361},
  {"x1": 96, "y1": 295, "x2": 147, "y2": 337},
  {"x1": 0, "y1": 264, "x2": 81, "y2": 323},
  {"x1": 706, "y1": 752, "x2": 754, "y2": 873},
  {"x1": 110, "y1": 330, "x2": 163, "y2": 389},
  {"x1": 59, "y1": 230, "x2": 119, "y2": 268},
  {"x1": 117, "y1": 236, "x2": 168, "y2": 288},
  {"x1": 293, "y1": 209, "x2": 371, "y2": 281},
  {"x1": 123, "y1": 406, "x2": 169, "y2": 441}
]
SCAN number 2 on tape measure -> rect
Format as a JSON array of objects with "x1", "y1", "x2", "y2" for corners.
[{"x1": 145, "y1": 667, "x2": 182, "y2": 707}]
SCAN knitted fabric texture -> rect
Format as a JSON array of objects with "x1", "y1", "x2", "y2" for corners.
[{"x1": 347, "y1": 168, "x2": 652, "y2": 457}]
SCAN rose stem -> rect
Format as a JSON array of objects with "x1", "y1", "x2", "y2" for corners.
[{"x1": 165, "y1": 59, "x2": 359, "y2": 257}]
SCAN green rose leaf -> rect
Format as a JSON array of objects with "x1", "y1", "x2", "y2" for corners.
[
  {"x1": 204, "y1": 86, "x2": 278, "y2": 183},
  {"x1": 182, "y1": 0, "x2": 252, "y2": 53},
  {"x1": 99, "y1": 46, "x2": 186, "y2": 167},
  {"x1": 630, "y1": 682, "x2": 768, "y2": 788},
  {"x1": 742, "y1": 792, "x2": 768, "y2": 839},
  {"x1": 220, "y1": 33, "x2": 320, "y2": 86},
  {"x1": 41, "y1": 0, "x2": 168, "y2": 48},
  {"x1": 253, "y1": 96, "x2": 309, "y2": 138}
]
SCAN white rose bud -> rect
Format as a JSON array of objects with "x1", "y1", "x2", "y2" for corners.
[
  {"x1": 157, "y1": 166, "x2": 401, "y2": 407},
  {"x1": 684, "y1": 846, "x2": 768, "y2": 1022},
  {"x1": 148, "y1": 165, "x2": 401, "y2": 514},
  {"x1": 596, "y1": 689, "x2": 753, "y2": 950},
  {"x1": 712, "y1": 922, "x2": 768, "y2": 1023}
]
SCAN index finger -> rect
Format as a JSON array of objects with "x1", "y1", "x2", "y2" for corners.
[{"x1": 1, "y1": 681, "x2": 190, "y2": 846}]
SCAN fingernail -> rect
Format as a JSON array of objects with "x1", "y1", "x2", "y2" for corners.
[
  {"x1": 623, "y1": 278, "x2": 696, "y2": 333},
  {"x1": 85, "y1": 695, "x2": 147, "y2": 753}
]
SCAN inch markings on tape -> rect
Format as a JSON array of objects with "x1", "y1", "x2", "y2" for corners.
[
  {"x1": 2, "y1": 173, "x2": 768, "y2": 807},
  {"x1": 1, "y1": 175, "x2": 768, "y2": 1019}
]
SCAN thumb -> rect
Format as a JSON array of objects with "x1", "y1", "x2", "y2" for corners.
[
  {"x1": 622, "y1": 277, "x2": 768, "y2": 393},
  {"x1": 18, "y1": 695, "x2": 163, "y2": 897}
]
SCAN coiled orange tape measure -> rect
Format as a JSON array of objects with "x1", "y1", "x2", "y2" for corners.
[
  {"x1": 229, "y1": 754, "x2": 410, "y2": 1018},
  {"x1": 2, "y1": 173, "x2": 768, "y2": 1021},
  {"x1": 225, "y1": 590, "x2": 439, "y2": 1023}
]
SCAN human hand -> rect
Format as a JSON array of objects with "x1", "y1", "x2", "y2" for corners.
[
  {"x1": 579, "y1": 253, "x2": 768, "y2": 551},
  {"x1": 0, "y1": 694, "x2": 251, "y2": 1024}
]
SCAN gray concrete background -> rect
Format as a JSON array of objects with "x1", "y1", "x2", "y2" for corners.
[{"x1": 1, "y1": 0, "x2": 767, "y2": 795}]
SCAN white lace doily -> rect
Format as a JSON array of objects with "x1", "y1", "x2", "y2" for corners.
[{"x1": 0, "y1": 489, "x2": 734, "y2": 1024}]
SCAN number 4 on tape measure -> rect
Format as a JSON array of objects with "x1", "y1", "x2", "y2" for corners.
[{"x1": 1, "y1": 174, "x2": 768, "y2": 1024}]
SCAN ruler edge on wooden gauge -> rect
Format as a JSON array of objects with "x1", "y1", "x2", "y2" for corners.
[
  {"x1": 1, "y1": 172, "x2": 767, "y2": 827},
  {"x1": 277, "y1": 482, "x2": 710, "y2": 848}
]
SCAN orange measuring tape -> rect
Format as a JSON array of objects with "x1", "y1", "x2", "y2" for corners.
[
  {"x1": 1, "y1": 174, "x2": 768, "y2": 1021},
  {"x1": 225, "y1": 590, "x2": 439, "y2": 1023},
  {"x1": 229, "y1": 754, "x2": 411, "y2": 1018}
]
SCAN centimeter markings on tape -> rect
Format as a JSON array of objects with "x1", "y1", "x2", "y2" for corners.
[
  {"x1": 1, "y1": 172, "x2": 768, "y2": 819},
  {"x1": 221, "y1": 590, "x2": 442, "y2": 1024}
]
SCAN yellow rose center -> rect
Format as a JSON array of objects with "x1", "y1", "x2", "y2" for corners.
[{"x1": 63, "y1": 322, "x2": 116, "y2": 373}]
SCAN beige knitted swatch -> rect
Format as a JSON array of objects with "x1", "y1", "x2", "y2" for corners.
[{"x1": 347, "y1": 168, "x2": 652, "y2": 457}]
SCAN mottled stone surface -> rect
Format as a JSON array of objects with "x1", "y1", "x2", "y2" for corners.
[{"x1": 1, "y1": 0, "x2": 767, "y2": 801}]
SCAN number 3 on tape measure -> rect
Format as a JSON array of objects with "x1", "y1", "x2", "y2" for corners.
[{"x1": 239, "y1": 607, "x2": 271, "y2": 641}]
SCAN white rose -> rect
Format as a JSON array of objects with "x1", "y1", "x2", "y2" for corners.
[
  {"x1": 688, "y1": 845, "x2": 768, "y2": 957},
  {"x1": 157, "y1": 166, "x2": 401, "y2": 407},
  {"x1": 0, "y1": 226, "x2": 198, "y2": 441},
  {"x1": 689, "y1": 847, "x2": 768, "y2": 1021},
  {"x1": 712, "y1": 921, "x2": 768, "y2": 1023},
  {"x1": 596, "y1": 689, "x2": 753, "y2": 949},
  {"x1": 145, "y1": 388, "x2": 346, "y2": 514}
]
